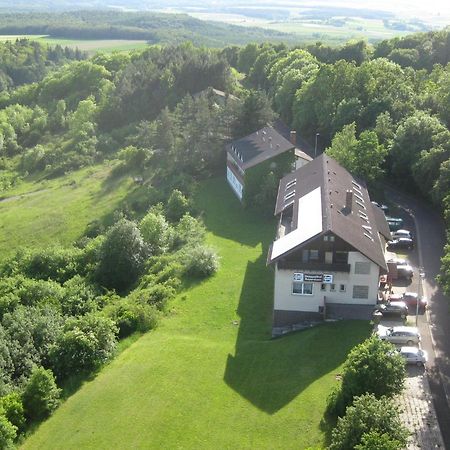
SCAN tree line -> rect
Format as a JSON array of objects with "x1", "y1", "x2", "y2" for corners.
[
  {"x1": 0, "y1": 10, "x2": 297, "y2": 47},
  {"x1": 0, "y1": 39, "x2": 85, "y2": 93}
]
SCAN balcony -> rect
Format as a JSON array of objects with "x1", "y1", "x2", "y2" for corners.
[{"x1": 278, "y1": 260, "x2": 351, "y2": 273}]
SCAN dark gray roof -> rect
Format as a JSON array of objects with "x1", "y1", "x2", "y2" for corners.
[
  {"x1": 226, "y1": 126, "x2": 295, "y2": 170},
  {"x1": 273, "y1": 119, "x2": 314, "y2": 156},
  {"x1": 371, "y1": 204, "x2": 392, "y2": 241},
  {"x1": 270, "y1": 154, "x2": 388, "y2": 270}
]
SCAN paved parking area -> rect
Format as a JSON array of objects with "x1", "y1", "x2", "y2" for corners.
[
  {"x1": 397, "y1": 367, "x2": 445, "y2": 449},
  {"x1": 377, "y1": 206, "x2": 446, "y2": 448}
]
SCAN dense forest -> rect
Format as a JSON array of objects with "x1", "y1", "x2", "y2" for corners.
[
  {"x1": 0, "y1": 11, "x2": 297, "y2": 47},
  {"x1": 0, "y1": 25, "x2": 449, "y2": 446}
]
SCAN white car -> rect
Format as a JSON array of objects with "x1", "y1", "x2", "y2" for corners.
[
  {"x1": 392, "y1": 229, "x2": 413, "y2": 240},
  {"x1": 399, "y1": 346, "x2": 428, "y2": 366},
  {"x1": 376, "y1": 325, "x2": 421, "y2": 345}
]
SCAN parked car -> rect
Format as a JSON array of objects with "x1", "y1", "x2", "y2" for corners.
[
  {"x1": 371, "y1": 201, "x2": 389, "y2": 213},
  {"x1": 398, "y1": 346, "x2": 428, "y2": 366},
  {"x1": 392, "y1": 229, "x2": 413, "y2": 240},
  {"x1": 390, "y1": 292, "x2": 427, "y2": 312},
  {"x1": 386, "y1": 257, "x2": 414, "y2": 280},
  {"x1": 377, "y1": 325, "x2": 421, "y2": 345},
  {"x1": 386, "y1": 217, "x2": 404, "y2": 231},
  {"x1": 396, "y1": 259, "x2": 414, "y2": 279},
  {"x1": 387, "y1": 238, "x2": 414, "y2": 250},
  {"x1": 376, "y1": 301, "x2": 408, "y2": 319}
]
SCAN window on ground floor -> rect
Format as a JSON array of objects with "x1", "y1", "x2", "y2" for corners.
[
  {"x1": 352, "y1": 285, "x2": 369, "y2": 299},
  {"x1": 293, "y1": 282, "x2": 314, "y2": 295},
  {"x1": 339, "y1": 284, "x2": 346, "y2": 292}
]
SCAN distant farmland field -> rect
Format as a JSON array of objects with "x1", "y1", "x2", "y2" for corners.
[{"x1": 0, "y1": 35, "x2": 149, "y2": 53}]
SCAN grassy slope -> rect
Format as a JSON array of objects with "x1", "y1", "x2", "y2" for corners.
[
  {"x1": 0, "y1": 164, "x2": 133, "y2": 258},
  {"x1": 22, "y1": 177, "x2": 371, "y2": 449}
]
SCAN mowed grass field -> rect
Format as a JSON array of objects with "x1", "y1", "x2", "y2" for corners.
[
  {"x1": 22, "y1": 177, "x2": 371, "y2": 450},
  {"x1": 0, "y1": 35, "x2": 149, "y2": 54},
  {"x1": 0, "y1": 164, "x2": 134, "y2": 258}
]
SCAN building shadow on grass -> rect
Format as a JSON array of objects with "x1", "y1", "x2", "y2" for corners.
[{"x1": 223, "y1": 254, "x2": 372, "y2": 415}]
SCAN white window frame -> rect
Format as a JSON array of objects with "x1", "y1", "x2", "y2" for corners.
[{"x1": 292, "y1": 282, "x2": 314, "y2": 296}]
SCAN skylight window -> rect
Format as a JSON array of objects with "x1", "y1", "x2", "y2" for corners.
[
  {"x1": 284, "y1": 191, "x2": 296, "y2": 201},
  {"x1": 356, "y1": 200, "x2": 366, "y2": 209},
  {"x1": 285, "y1": 179, "x2": 297, "y2": 190},
  {"x1": 352, "y1": 181, "x2": 362, "y2": 190},
  {"x1": 364, "y1": 232, "x2": 374, "y2": 241},
  {"x1": 359, "y1": 213, "x2": 369, "y2": 223}
]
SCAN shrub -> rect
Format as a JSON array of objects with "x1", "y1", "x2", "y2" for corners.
[
  {"x1": 2, "y1": 306, "x2": 64, "y2": 383},
  {"x1": 104, "y1": 300, "x2": 158, "y2": 338},
  {"x1": 329, "y1": 394, "x2": 408, "y2": 450},
  {"x1": 50, "y1": 314, "x2": 117, "y2": 379},
  {"x1": 139, "y1": 255, "x2": 183, "y2": 290},
  {"x1": 130, "y1": 284, "x2": 176, "y2": 309},
  {"x1": 166, "y1": 189, "x2": 189, "y2": 222},
  {"x1": 139, "y1": 211, "x2": 172, "y2": 254},
  {"x1": 10, "y1": 246, "x2": 82, "y2": 283},
  {"x1": 77, "y1": 234, "x2": 104, "y2": 276},
  {"x1": 341, "y1": 337, "x2": 405, "y2": 401},
  {"x1": 355, "y1": 430, "x2": 404, "y2": 450},
  {"x1": 172, "y1": 214, "x2": 205, "y2": 249},
  {"x1": 96, "y1": 218, "x2": 148, "y2": 292},
  {"x1": 22, "y1": 366, "x2": 61, "y2": 422},
  {"x1": 0, "y1": 392, "x2": 25, "y2": 433},
  {"x1": 182, "y1": 245, "x2": 219, "y2": 278},
  {"x1": 61, "y1": 276, "x2": 99, "y2": 316},
  {"x1": 0, "y1": 414, "x2": 16, "y2": 449},
  {"x1": 327, "y1": 336, "x2": 405, "y2": 417}
]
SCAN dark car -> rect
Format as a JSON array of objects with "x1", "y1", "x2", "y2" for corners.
[
  {"x1": 376, "y1": 301, "x2": 408, "y2": 319},
  {"x1": 386, "y1": 217, "x2": 404, "y2": 231},
  {"x1": 387, "y1": 238, "x2": 414, "y2": 250}
]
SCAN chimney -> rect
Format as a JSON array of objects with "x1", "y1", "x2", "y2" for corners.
[
  {"x1": 345, "y1": 190, "x2": 353, "y2": 213},
  {"x1": 290, "y1": 130, "x2": 297, "y2": 146}
]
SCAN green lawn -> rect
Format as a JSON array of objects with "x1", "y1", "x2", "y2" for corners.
[
  {"x1": 0, "y1": 164, "x2": 134, "y2": 259},
  {"x1": 22, "y1": 177, "x2": 371, "y2": 449}
]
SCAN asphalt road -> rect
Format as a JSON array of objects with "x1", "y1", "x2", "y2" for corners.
[{"x1": 386, "y1": 187, "x2": 450, "y2": 448}]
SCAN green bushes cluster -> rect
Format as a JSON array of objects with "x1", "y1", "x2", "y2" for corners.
[
  {"x1": 329, "y1": 394, "x2": 407, "y2": 450},
  {"x1": 0, "y1": 189, "x2": 218, "y2": 441},
  {"x1": 325, "y1": 337, "x2": 407, "y2": 449}
]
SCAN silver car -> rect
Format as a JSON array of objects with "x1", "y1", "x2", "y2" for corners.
[
  {"x1": 392, "y1": 229, "x2": 413, "y2": 240},
  {"x1": 376, "y1": 325, "x2": 421, "y2": 345},
  {"x1": 399, "y1": 346, "x2": 428, "y2": 366}
]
